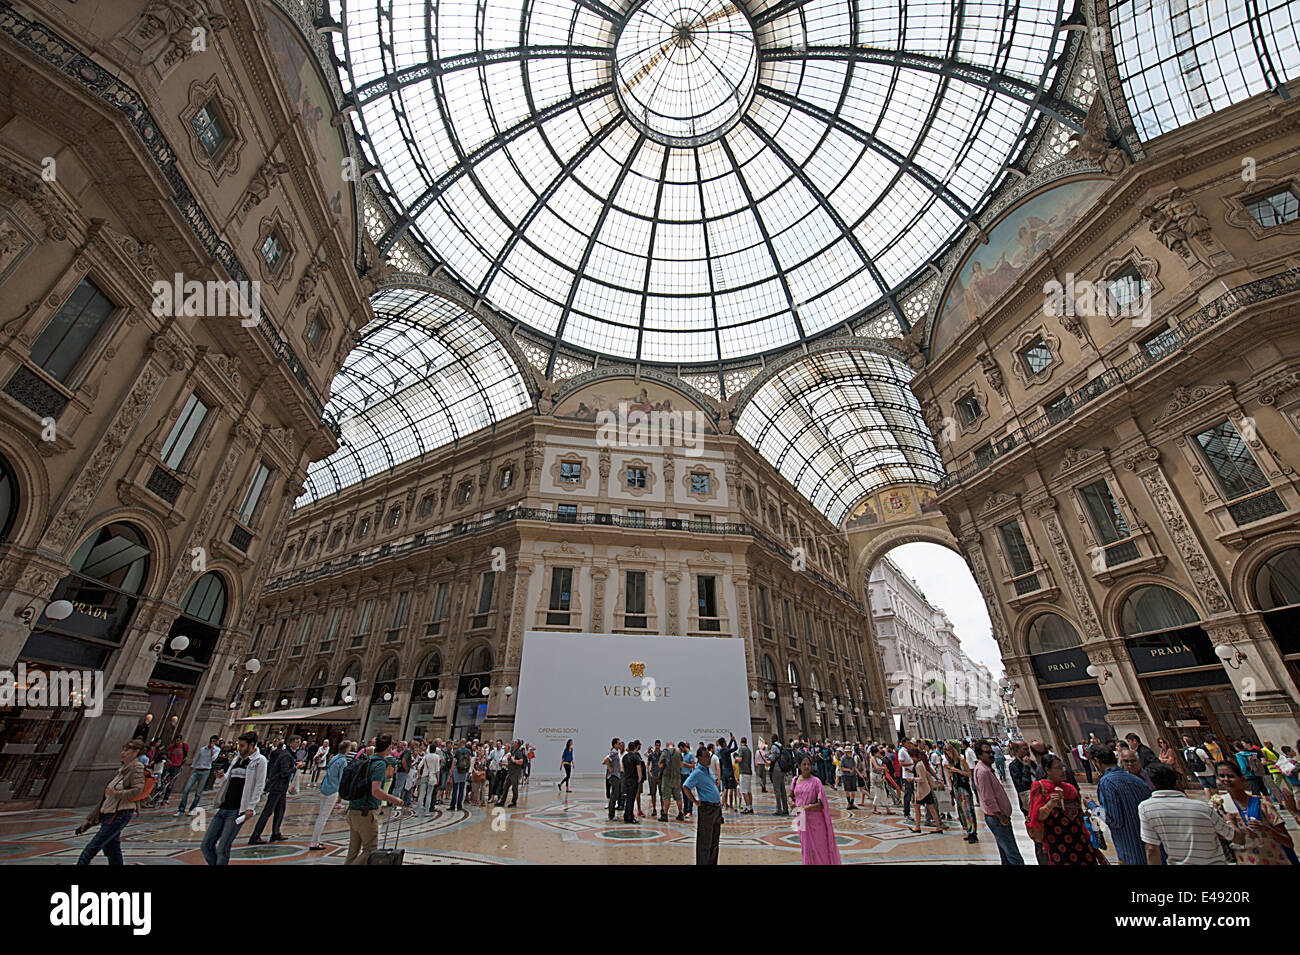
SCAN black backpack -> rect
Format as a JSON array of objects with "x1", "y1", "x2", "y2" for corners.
[
  {"x1": 339, "y1": 756, "x2": 380, "y2": 801},
  {"x1": 775, "y1": 745, "x2": 795, "y2": 773},
  {"x1": 456, "y1": 749, "x2": 471, "y2": 773},
  {"x1": 1184, "y1": 747, "x2": 1206, "y2": 774}
]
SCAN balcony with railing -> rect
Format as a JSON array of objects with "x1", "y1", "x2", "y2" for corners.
[{"x1": 938, "y1": 269, "x2": 1300, "y2": 492}]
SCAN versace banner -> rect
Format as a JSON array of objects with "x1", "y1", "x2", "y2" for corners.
[{"x1": 512, "y1": 630, "x2": 752, "y2": 775}]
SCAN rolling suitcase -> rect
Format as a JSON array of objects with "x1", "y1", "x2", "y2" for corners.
[{"x1": 366, "y1": 808, "x2": 405, "y2": 865}]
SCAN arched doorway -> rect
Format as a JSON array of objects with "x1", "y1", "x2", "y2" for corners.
[
  {"x1": 1119, "y1": 585, "x2": 1252, "y2": 748},
  {"x1": 2, "y1": 523, "x2": 152, "y2": 807},
  {"x1": 405, "y1": 650, "x2": 442, "y2": 740},
  {"x1": 363, "y1": 656, "x2": 400, "y2": 741},
  {"x1": 1024, "y1": 612, "x2": 1110, "y2": 751},
  {"x1": 787, "y1": 662, "x2": 808, "y2": 742},
  {"x1": 452, "y1": 645, "x2": 492, "y2": 741},
  {"x1": 1253, "y1": 547, "x2": 1300, "y2": 691},
  {"x1": 149, "y1": 572, "x2": 229, "y2": 747},
  {"x1": 0, "y1": 451, "x2": 18, "y2": 541},
  {"x1": 335, "y1": 660, "x2": 361, "y2": 706},
  {"x1": 761, "y1": 654, "x2": 782, "y2": 740}
]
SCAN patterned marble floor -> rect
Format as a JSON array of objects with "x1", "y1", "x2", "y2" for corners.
[{"x1": 0, "y1": 773, "x2": 1069, "y2": 865}]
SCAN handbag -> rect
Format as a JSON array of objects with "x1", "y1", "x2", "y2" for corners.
[{"x1": 472, "y1": 768, "x2": 487, "y2": 783}]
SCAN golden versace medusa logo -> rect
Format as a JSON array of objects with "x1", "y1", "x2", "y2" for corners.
[{"x1": 629, "y1": 662, "x2": 646, "y2": 678}]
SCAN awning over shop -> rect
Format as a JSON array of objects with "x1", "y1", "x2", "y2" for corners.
[{"x1": 242, "y1": 705, "x2": 357, "y2": 724}]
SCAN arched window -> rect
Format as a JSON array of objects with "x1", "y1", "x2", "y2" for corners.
[
  {"x1": 461, "y1": 645, "x2": 492, "y2": 675},
  {"x1": 762, "y1": 655, "x2": 778, "y2": 684},
  {"x1": 1119, "y1": 586, "x2": 1200, "y2": 637},
  {"x1": 336, "y1": 659, "x2": 361, "y2": 704},
  {"x1": 787, "y1": 661, "x2": 800, "y2": 689},
  {"x1": 70, "y1": 523, "x2": 151, "y2": 592},
  {"x1": 277, "y1": 666, "x2": 299, "y2": 709},
  {"x1": 1025, "y1": 613, "x2": 1082, "y2": 655},
  {"x1": 375, "y1": 656, "x2": 399, "y2": 684},
  {"x1": 1255, "y1": 548, "x2": 1300, "y2": 610},
  {"x1": 181, "y1": 572, "x2": 227, "y2": 626},
  {"x1": 0, "y1": 452, "x2": 17, "y2": 542}
]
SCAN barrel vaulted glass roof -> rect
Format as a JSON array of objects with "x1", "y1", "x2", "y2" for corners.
[
  {"x1": 332, "y1": 0, "x2": 1075, "y2": 367},
  {"x1": 299, "y1": 288, "x2": 533, "y2": 504},
  {"x1": 735, "y1": 347, "x2": 942, "y2": 526},
  {"x1": 1109, "y1": 0, "x2": 1300, "y2": 141}
]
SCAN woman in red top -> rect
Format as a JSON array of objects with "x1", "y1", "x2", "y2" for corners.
[{"x1": 1029, "y1": 754, "x2": 1102, "y2": 865}]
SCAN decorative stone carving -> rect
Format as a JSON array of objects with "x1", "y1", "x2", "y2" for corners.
[
  {"x1": 163, "y1": 436, "x2": 245, "y2": 602},
  {"x1": 46, "y1": 365, "x2": 165, "y2": 550},
  {"x1": 1141, "y1": 187, "x2": 1211, "y2": 261},
  {"x1": 1067, "y1": 94, "x2": 1128, "y2": 176},
  {"x1": 179, "y1": 75, "x2": 243, "y2": 181},
  {"x1": 1257, "y1": 369, "x2": 1300, "y2": 407},
  {"x1": 136, "y1": 0, "x2": 230, "y2": 71},
  {"x1": 978, "y1": 352, "x2": 1004, "y2": 396},
  {"x1": 1037, "y1": 507, "x2": 1104, "y2": 640},
  {"x1": 238, "y1": 158, "x2": 290, "y2": 222},
  {"x1": 293, "y1": 255, "x2": 328, "y2": 308},
  {"x1": 1130, "y1": 460, "x2": 1231, "y2": 614}
]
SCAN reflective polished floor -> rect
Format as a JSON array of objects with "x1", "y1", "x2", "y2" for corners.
[{"x1": 0, "y1": 769, "x2": 1084, "y2": 865}]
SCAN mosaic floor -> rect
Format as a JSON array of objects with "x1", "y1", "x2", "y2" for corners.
[{"x1": 0, "y1": 773, "x2": 1075, "y2": 865}]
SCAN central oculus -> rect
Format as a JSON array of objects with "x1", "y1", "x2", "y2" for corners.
[{"x1": 614, "y1": 0, "x2": 758, "y2": 147}]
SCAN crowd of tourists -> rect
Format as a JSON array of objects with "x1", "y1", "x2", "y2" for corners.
[{"x1": 70, "y1": 724, "x2": 1300, "y2": 867}]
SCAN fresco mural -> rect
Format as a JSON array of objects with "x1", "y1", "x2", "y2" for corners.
[
  {"x1": 264, "y1": 9, "x2": 353, "y2": 239},
  {"x1": 930, "y1": 178, "x2": 1110, "y2": 358},
  {"x1": 554, "y1": 379, "x2": 715, "y2": 432},
  {"x1": 843, "y1": 485, "x2": 941, "y2": 529}
]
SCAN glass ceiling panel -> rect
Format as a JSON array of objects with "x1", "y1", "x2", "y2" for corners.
[
  {"x1": 1110, "y1": 0, "x2": 1300, "y2": 140},
  {"x1": 735, "y1": 347, "x2": 943, "y2": 525},
  {"x1": 333, "y1": 0, "x2": 1069, "y2": 365},
  {"x1": 299, "y1": 287, "x2": 533, "y2": 506}
]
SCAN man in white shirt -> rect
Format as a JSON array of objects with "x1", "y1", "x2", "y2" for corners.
[
  {"x1": 1139, "y1": 763, "x2": 1245, "y2": 864},
  {"x1": 898, "y1": 742, "x2": 916, "y2": 817},
  {"x1": 419, "y1": 744, "x2": 443, "y2": 813},
  {"x1": 1181, "y1": 735, "x2": 1217, "y2": 798}
]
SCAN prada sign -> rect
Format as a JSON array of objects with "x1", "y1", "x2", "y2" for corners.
[
  {"x1": 1032, "y1": 647, "x2": 1091, "y2": 685},
  {"x1": 1126, "y1": 628, "x2": 1216, "y2": 674}
]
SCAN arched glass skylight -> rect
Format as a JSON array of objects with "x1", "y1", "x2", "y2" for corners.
[
  {"x1": 333, "y1": 0, "x2": 1073, "y2": 367},
  {"x1": 735, "y1": 346, "x2": 942, "y2": 526},
  {"x1": 299, "y1": 287, "x2": 533, "y2": 504},
  {"x1": 1109, "y1": 0, "x2": 1299, "y2": 141}
]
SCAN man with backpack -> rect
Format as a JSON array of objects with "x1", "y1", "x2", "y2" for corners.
[
  {"x1": 449, "y1": 739, "x2": 471, "y2": 811},
  {"x1": 1182, "y1": 736, "x2": 1217, "y2": 796},
  {"x1": 341, "y1": 733, "x2": 404, "y2": 864},
  {"x1": 768, "y1": 736, "x2": 792, "y2": 815},
  {"x1": 249, "y1": 734, "x2": 299, "y2": 844},
  {"x1": 201, "y1": 731, "x2": 268, "y2": 865},
  {"x1": 497, "y1": 739, "x2": 526, "y2": 808}
]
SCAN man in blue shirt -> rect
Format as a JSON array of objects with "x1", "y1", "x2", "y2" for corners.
[
  {"x1": 1092, "y1": 743, "x2": 1152, "y2": 865},
  {"x1": 345, "y1": 734, "x2": 404, "y2": 865},
  {"x1": 685, "y1": 745, "x2": 722, "y2": 865},
  {"x1": 309, "y1": 739, "x2": 352, "y2": 851}
]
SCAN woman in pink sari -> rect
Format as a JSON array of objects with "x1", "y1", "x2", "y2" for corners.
[{"x1": 792, "y1": 754, "x2": 842, "y2": 865}]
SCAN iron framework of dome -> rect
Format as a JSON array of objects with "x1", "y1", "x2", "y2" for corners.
[{"x1": 332, "y1": 0, "x2": 1083, "y2": 370}]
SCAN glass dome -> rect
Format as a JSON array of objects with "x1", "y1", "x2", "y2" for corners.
[{"x1": 333, "y1": 0, "x2": 1073, "y2": 366}]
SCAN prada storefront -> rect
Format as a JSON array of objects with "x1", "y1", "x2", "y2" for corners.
[
  {"x1": 1121, "y1": 586, "x2": 1253, "y2": 748},
  {"x1": 1026, "y1": 613, "x2": 1111, "y2": 746}
]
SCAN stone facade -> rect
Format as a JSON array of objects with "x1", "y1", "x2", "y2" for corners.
[
  {"x1": 910, "y1": 92, "x2": 1300, "y2": 754},
  {"x1": 0, "y1": 0, "x2": 370, "y2": 807}
]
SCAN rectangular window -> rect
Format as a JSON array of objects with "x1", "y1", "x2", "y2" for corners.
[
  {"x1": 758, "y1": 586, "x2": 772, "y2": 627},
  {"x1": 998, "y1": 520, "x2": 1034, "y2": 577},
  {"x1": 974, "y1": 442, "x2": 996, "y2": 467},
  {"x1": 805, "y1": 611, "x2": 816, "y2": 647},
  {"x1": 547, "y1": 567, "x2": 573, "y2": 626},
  {"x1": 1139, "y1": 325, "x2": 1179, "y2": 362},
  {"x1": 323, "y1": 607, "x2": 341, "y2": 647},
  {"x1": 426, "y1": 582, "x2": 449, "y2": 636},
  {"x1": 1044, "y1": 392, "x2": 1072, "y2": 425},
  {"x1": 692, "y1": 513, "x2": 713, "y2": 531},
  {"x1": 260, "y1": 232, "x2": 285, "y2": 272},
  {"x1": 625, "y1": 508, "x2": 646, "y2": 527},
  {"x1": 783, "y1": 599, "x2": 794, "y2": 635},
  {"x1": 625, "y1": 571, "x2": 647, "y2": 628},
  {"x1": 391, "y1": 592, "x2": 409, "y2": 628},
  {"x1": 697, "y1": 575, "x2": 719, "y2": 631},
  {"x1": 477, "y1": 572, "x2": 495, "y2": 614},
  {"x1": 823, "y1": 622, "x2": 833, "y2": 657},
  {"x1": 295, "y1": 613, "x2": 314, "y2": 647},
  {"x1": 1195, "y1": 419, "x2": 1270, "y2": 500},
  {"x1": 29, "y1": 278, "x2": 115, "y2": 383},
  {"x1": 1079, "y1": 480, "x2": 1130, "y2": 545},
  {"x1": 560, "y1": 461, "x2": 582, "y2": 483},
  {"x1": 1106, "y1": 265, "x2": 1146, "y2": 311},
  {"x1": 626, "y1": 466, "x2": 646, "y2": 488},
  {"x1": 191, "y1": 101, "x2": 228, "y2": 156},
  {"x1": 1245, "y1": 188, "x2": 1300, "y2": 228},
  {"x1": 457, "y1": 482, "x2": 472, "y2": 503},
  {"x1": 306, "y1": 316, "x2": 325, "y2": 348},
  {"x1": 419, "y1": 494, "x2": 434, "y2": 516},
  {"x1": 557, "y1": 504, "x2": 577, "y2": 522},
  {"x1": 690, "y1": 473, "x2": 710, "y2": 494},
  {"x1": 500, "y1": 467, "x2": 513, "y2": 489},
  {"x1": 956, "y1": 394, "x2": 981, "y2": 425},
  {"x1": 271, "y1": 618, "x2": 287, "y2": 648},
  {"x1": 355, "y1": 600, "x2": 373, "y2": 635},
  {"x1": 159, "y1": 392, "x2": 209, "y2": 470},
  {"x1": 1019, "y1": 338, "x2": 1053, "y2": 376},
  {"x1": 238, "y1": 462, "x2": 270, "y2": 524}
]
